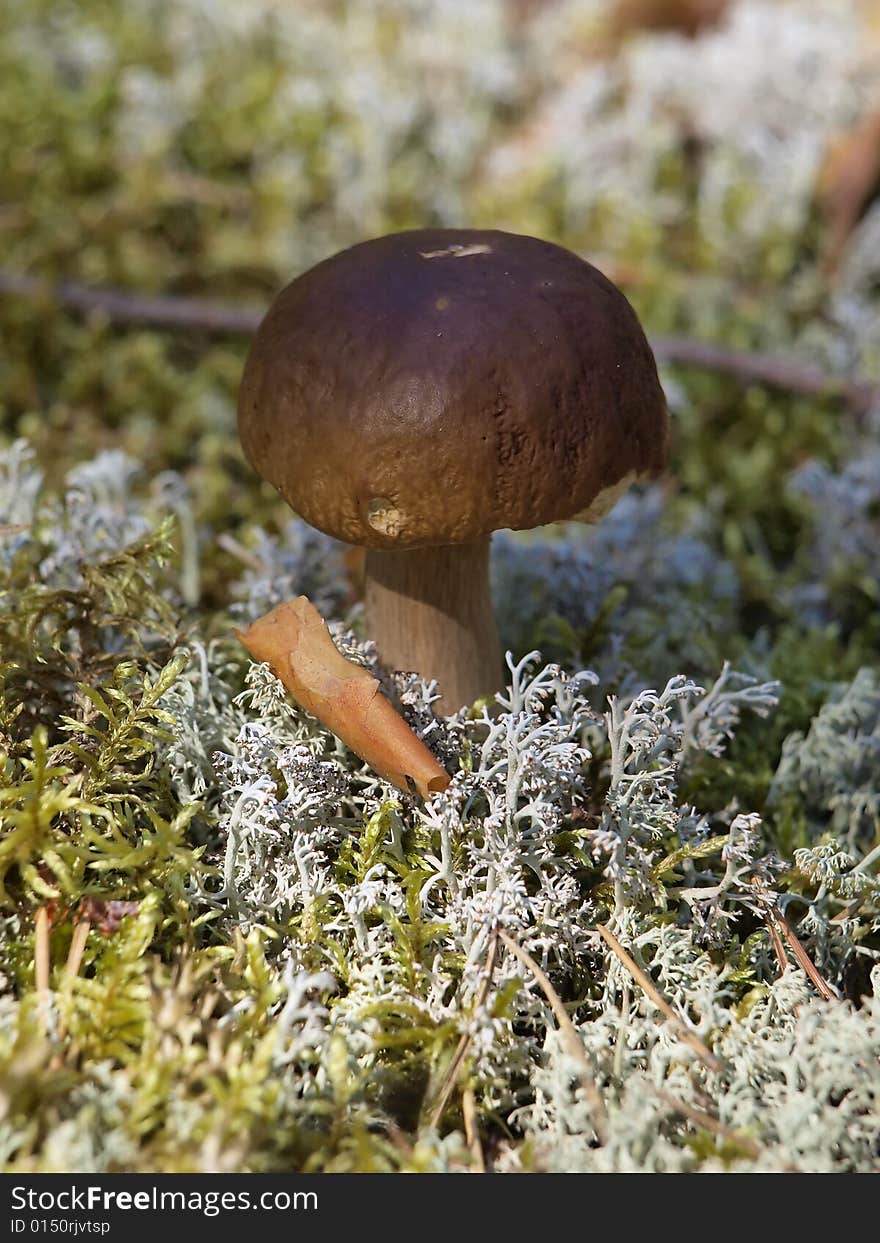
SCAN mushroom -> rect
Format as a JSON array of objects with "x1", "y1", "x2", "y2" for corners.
[{"x1": 238, "y1": 229, "x2": 669, "y2": 709}]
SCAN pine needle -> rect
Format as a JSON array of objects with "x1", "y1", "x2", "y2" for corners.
[
  {"x1": 763, "y1": 910, "x2": 788, "y2": 973},
  {"x1": 773, "y1": 914, "x2": 838, "y2": 1001},
  {"x1": 498, "y1": 929, "x2": 609, "y2": 1145},
  {"x1": 752, "y1": 881, "x2": 838, "y2": 1000},
  {"x1": 596, "y1": 923, "x2": 722, "y2": 1072}
]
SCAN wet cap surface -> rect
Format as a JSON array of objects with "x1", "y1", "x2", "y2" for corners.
[{"x1": 238, "y1": 229, "x2": 670, "y2": 548}]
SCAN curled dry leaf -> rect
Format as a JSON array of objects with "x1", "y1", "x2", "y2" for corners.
[{"x1": 234, "y1": 596, "x2": 451, "y2": 800}]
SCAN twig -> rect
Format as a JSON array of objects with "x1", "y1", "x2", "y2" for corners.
[
  {"x1": 498, "y1": 928, "x2": 610, "y2": 1144},
  {"x1": 0, "y1": 270, "x2": 262, "y2": 336},
  {"x1": 428, "y1": 930, "x2": 498, "y2": 1129},
  {"x1": 596, "y1": 923, "x2": 722, "y2": 1073},
  {"x1": 461, "y1": 1087, "x2": 485, "y2": 1173},
  {"x1": 1, "y1": 270, "x2": 876, "y2": 415},
  {"x1": 651, "y1": 335, "x2": 877, "y2": 417},
  {"x1": 853, "y1": 839, "x2": 880, "y2": 876}
]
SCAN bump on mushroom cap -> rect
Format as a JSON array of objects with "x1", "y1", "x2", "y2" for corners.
[{"x1": 238, "y1": 228, "x2": 670, "y2": 548}]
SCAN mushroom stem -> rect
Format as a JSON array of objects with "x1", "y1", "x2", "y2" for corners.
[{"x1": 364, "y1": 538, "x2": 503, "y2": 711}]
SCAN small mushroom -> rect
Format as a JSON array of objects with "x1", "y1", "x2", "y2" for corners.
[{"x1": 238, "y1": 229, "x2": 669, "y2": 709}]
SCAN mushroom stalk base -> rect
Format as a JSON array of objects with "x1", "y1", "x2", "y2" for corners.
[{"x1": 364, "y1": 539, "x2": 503, "y2": 711}]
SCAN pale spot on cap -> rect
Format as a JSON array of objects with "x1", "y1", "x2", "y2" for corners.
[
  {"x1": 419, "y1": 243, "x2": 492, "y2": 259},
  {"x1": 367, "y1": 497, "x2": 407, "y2": 538},
  {"x1": 570, "y1": 471, "x2": 639, "y2": 523}
]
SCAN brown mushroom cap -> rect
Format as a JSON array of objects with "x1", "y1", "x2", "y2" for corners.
[{"x1": 238, "y1": 229, "x2": 669, "y2": 549}]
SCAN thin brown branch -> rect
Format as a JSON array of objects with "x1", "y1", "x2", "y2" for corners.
[
  {"x1": 596, "y1": 923, "x2": 722, "y2": 1072},
  {"x1": 2, "y1": 270, "x2": 876, "y2": 415},
  {"x1": 830, "y1": 896, "x2": 865, "y2": 924},
  {"x1": 428, "y1": 930, "x2": 498, "y2": 1130},
  {"x1": 498, "y1": 928, "x2": 610, "y2": 1144},
  {"x1": 0, "y1": 270, "x2": 262, "y2": 336},
  {"x1": 651, "y1": 335, "x2": 877, "y2": 416}
]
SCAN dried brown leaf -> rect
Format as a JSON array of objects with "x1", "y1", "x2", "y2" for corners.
[{"x1": 235, "y1": 596, "x2": 450, "y2": 800}]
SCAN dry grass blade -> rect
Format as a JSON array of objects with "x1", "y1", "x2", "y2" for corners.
[
  {"x1": 498, "y1": 929, "x2": 609, "y2": 1145},
  {"x1": 596, "y1": 923, "x2": 722, "y2": 1072},
  {"x1": 216, "y1": 532, "x2": 265, "y2": 572},
  {"x1": 65, "y1": 918, "x2": 90, "y2": 980},
  {"x1": 53, "y1": 918, "x2": 92, "y2": 1049},
  {"x1": 35, "y1": 906, "x2": 50, "y2": 993},
  {"x1": 462, "y1": 1086, "x2": 485, "y2": 1173},
  {"x1": 609, "y1": 0, "x2": 731, "y2": 41},
  {"x1": 34, "y1": 906, "x2": 51, "y2": 1033},
  {"x1": 428, "y1": 930, "x2": 498, "y2": 1129}
]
